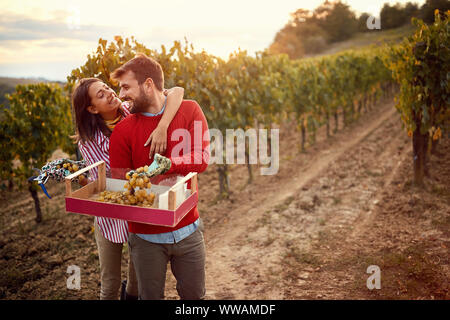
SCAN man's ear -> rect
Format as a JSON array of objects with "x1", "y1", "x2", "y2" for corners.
[
  {"x1": 86, "y1": 105, "x2": 99, "y2": 114},
  {"x1": 143, "y1": 78, "x2": 154, "y2": 93}
]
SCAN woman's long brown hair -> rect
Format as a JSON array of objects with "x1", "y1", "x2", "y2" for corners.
[{"x1": 72, "y1": 78, "x2": 125, "y2": 143}]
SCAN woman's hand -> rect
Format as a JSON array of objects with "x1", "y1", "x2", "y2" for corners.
[
  {"x1": 144, "y1": 86, "x2": 183, "y2": 159},
  {"x1": 144, "y1": 125, "x2": 168, "y2": 159}
]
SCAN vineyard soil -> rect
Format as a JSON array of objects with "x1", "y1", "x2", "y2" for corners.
[{"x1": 0, "y1": 96, "x2": 448, "y2": 299}]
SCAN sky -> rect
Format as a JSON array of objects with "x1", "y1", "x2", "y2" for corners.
[{"x1": 0, "y1": 0, "x2": 425, "y2": 81}]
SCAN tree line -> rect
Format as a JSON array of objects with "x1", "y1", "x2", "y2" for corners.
[{"x1": 269, "y1": 0, "x2": 450, "y2": 58}]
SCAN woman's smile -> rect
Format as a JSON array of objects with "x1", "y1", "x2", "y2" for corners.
[{"x1": 108, "y1": 92, "x2": 121, "y2": 106}]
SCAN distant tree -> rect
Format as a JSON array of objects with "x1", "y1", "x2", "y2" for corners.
[
  {"x1": 358, "y1": 13, "x2": 371, "y2": 32},
  {"x1": 268, "y1": 1, "x2": 358, "y2": 57},
  {"x1": 379, "y1": 1, "x2": 442, "y2": 29},
  {"x1": 301, "y1": 24, "x2": 329, "y2": 54},
  {"x1": 419, "y1": 0, "x2": 450, "y2": 23},
  {"x1": 380, "y1": 3, "x2": 408, "y2": 29},
  {"x1": 269, "y1": 25, "x2": 306, "y2": 59},
  {"x1": 313, "y1": 0, "x2": 359, "y2": 42},
  {"x1": 268, "y1": 8, "x2": 327, "y2": 58},
  {"x1": 404, "y1": 2, "x2": 420, "y2": 19}
]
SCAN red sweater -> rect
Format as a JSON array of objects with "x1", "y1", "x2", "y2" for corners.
[{"x1": 109, "y1": 100, "x2": 210, "y2": 234}]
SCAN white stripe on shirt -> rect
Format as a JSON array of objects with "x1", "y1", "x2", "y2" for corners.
[{"x1": 77, "y1": 102, "x2": 130, "y2": 243}]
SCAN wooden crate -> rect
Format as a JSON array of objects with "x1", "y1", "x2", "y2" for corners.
[{"x1": 65, "y1": 161, "x2": 198, "y2": 227}]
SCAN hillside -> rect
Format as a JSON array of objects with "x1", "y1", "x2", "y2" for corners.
[
  {"x1": 307, "y1": 24, "x2": 415, "y2": 58},
  {"x1": 0, "y1": 77, "x2": 62, "y2": 106}
]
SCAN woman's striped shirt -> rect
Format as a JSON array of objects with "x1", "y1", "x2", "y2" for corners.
[{"x1": 77, "y1": 103, "x2": 131, "y2": 243}]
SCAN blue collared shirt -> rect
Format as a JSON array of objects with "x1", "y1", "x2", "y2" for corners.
[
  {"x1": 136, "y1": 96, "x2": 198, "y2": 244},
  {"x1": 141, "y1": 104, "x2": 166, "y2": 117}
]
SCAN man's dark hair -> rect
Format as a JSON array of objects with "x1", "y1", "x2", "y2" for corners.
[{"x1": 111, "y1": 53, "x2": 164, "y2": 91}]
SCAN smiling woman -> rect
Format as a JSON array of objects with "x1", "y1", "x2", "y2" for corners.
[
  {"x1": 87, "y1": 81, "x2": 122, "y2": 121},
  {"x1": 72, "y1": 78, "x2": 125, "y2": 143}
]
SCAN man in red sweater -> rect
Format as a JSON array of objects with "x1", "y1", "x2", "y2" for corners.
[{"x1": 109, "y1": 54, "x2": 210, "y2": 300}]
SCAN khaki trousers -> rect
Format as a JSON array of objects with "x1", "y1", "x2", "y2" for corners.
[
  {"x1": 94, "y1": 220, "x2": 138, "y2": 299},
  {"x1": 128, "y1": 228, "x2": 206, "y2": 300}
]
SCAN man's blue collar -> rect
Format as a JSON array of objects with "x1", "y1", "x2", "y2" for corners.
[{"x1": 141, "y1": 96, "x2": 167, "y2": 117}]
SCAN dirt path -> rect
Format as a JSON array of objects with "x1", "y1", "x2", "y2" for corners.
[
  {"x1": 186, "y1": 96, "x2": 448, "y2": 300},
  {"x1": 157, "y1": 97, "x2": 438, "y2": 300},
  {"x1": 192, "y1": 95, "x2": 448, "y2": 299},
  {"x1": 194, "y1": 101, "x2": 402, "y2": 299}
]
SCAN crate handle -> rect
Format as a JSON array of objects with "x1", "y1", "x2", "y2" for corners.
[
  {"x1": 168, "y1": 172, "x2": 198, "y2": 210},
  {"x1": 65, "y1": 161, "x2": 106, "y2": 197}
]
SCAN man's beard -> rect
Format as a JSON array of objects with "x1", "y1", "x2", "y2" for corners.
[{"x1": 129, "y1": 87, "x2": 152, "y2": 114}]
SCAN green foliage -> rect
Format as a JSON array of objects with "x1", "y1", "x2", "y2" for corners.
[
  {"x1": 387, "y1": 10, "x2": 449, "y2": 136},
  {"x1": 0, "y1": 83, "x2": 14, "y2": 107},
  {"x1": 0, "y1": 83, "x2": 73, "y2": 186},
  {"x1": 0, "y1": 114, "x2": 15, "y2": 185},
  {"x1": 65, "y1": 35, "x2": 393, "y2": 143},
  {"x1": 386, "y1": 9, "x2": 449, "y2": 185},
  {"x1": 419, "y1": 0, "x2": 450, "y2": 24},
  {"x1": 66, "y1": 36, "x2": 178, "y2": 93},
  {"x1": 381, "y1": 2, "x2": 419, "y2": 30},
  {"x1": 357, "y1": 13, "x2": 371, "y2": 32},
  {"x1": 2, "y1": 34, "x2": 395, "y2": 197},
  {"x1": 286, "y1": 47, "x2": 393, "y2": 136},
  {"x1": 314, "y1": 0, "x2": 359, "y2": 43},
  {"x1": 169, "y1": 41, "x2": 234, "y2": 132}
]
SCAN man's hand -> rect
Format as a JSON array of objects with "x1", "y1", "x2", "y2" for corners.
[
  {"x1": 147, "y1": 153, "x2": 172, "y2": 177},
  {"x1": 144, "y1": 126, "x2": 168, "y2": 159},
  {"x1": 126, "y1": 153, "x2": 172, "y2": 180}
]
